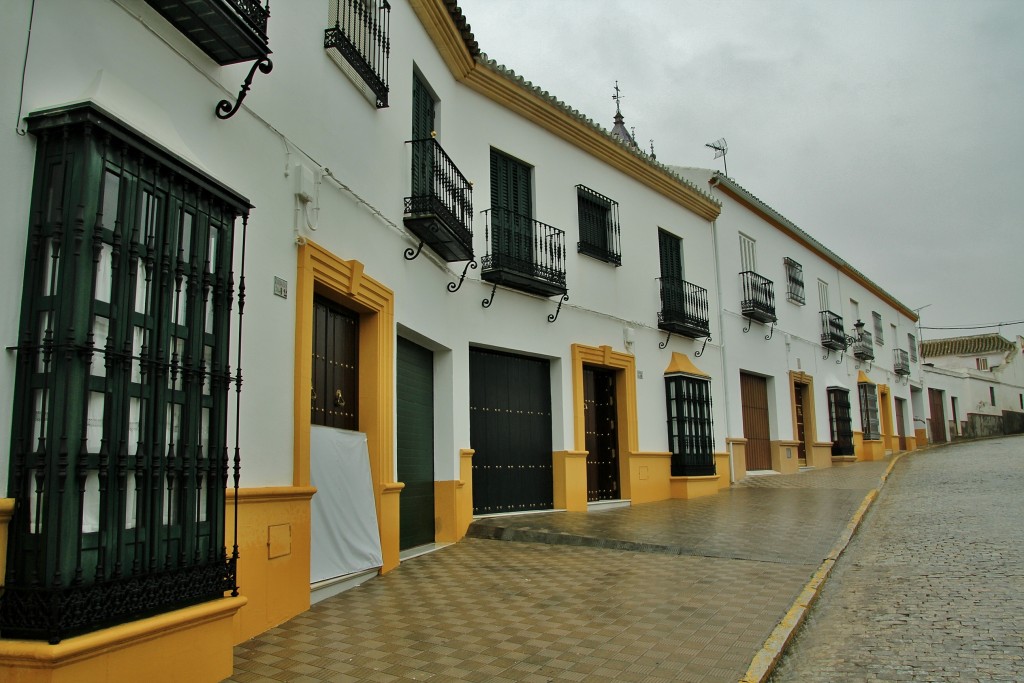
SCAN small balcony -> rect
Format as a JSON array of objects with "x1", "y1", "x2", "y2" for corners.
[
  {"x1": 404, "y1": 138, "x2": 473, "y2": 262},
  {"x1": 894, "y1": 348, "x2": 911, "y2": 376},
  {"x1": 852, "y1": 329, "x2": 875, "y2": 361},
  {"x1": 482, "y1": 208, "x2": 567, "y2": 298},
  {"x1": 658, "y1": 278, "x2": 711, "y2": 338},
  {"x1": 325, "y1": 0, "x2": 391, "y2": 108},
  {"x1": 820, "y1": 310, "x2": 847, "y2": 350},
  {"x1": 144, "y1": 0, "x2": 270, "y2": 64},
  {"x1": 739, "y1": 271, "x2": 777, "y2": 323}
]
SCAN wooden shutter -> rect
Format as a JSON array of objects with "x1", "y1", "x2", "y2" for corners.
[{"x1": 658, "y1": 229, "x2": 683, "y2": 280}]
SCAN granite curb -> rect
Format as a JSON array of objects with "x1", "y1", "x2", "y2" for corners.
[{"x1": 738, "y1": 453, "x2": 905, "y2": 683}]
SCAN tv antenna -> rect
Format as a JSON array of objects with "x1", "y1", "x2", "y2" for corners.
[{"x1": 705, "y1": 137, "x2": 728, "y2": 176}]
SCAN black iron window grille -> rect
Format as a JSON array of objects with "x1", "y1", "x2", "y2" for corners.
[
  {"x1": 784, "y1": 257, "x2": 805, "y2": 305},
  {"x1": 2, "y1": 103, "x2": 249, "y2": 643},
  {"x1": 858, "y1": 381, "x2": 881, "y2": 440},
  {"x1": 820, "y1": 310, "x2": 847, "y2": 350},
  {"x1": 827, "y1": 388, "x2": 855, "y2": 455},
  {"x1": 658, "y1": 278, "x2": 711, "y2": 338},
  {"x1": 739, "y1": 270, "x2": 777, "y2": 323},
  {"x1": 894, "y1": 348, "x2": 911, "y2": 376},
  {"x1": 325, "y1": 0, "x2": 391, "y2": 108},
  {"x1": 665, "y1": 375, "x2": 715, "y2": 476},
  {"x1": 908, "y1": 333, "x2": 918, "y2": 362},
  {"x1": 872, "y1": 311, "x2": 884, "y2": 345},
  {"x1": 481, "y1": 208, "x2": 567, "y2": 297},
  {"x1": 575, "y1": 185, "x2": 621, "y2": 266},
  {"x1": 403, "y1": 138, "x2": 473, "y2": 262}
]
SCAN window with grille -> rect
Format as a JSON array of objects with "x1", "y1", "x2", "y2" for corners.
[
  {"x1": 858, "y1": 381, "x2": 881, "y2": 440},
  {"x1": 827, "y1": 388, "x2": 854, "y2": 456},
  {"x1": 576, "y1": 185, "x2": 621, "y2": 265},
  {"x1": 908, "y1": 333, "x2": 918, "y2": 362},
  {"x1": 784, "y1": 257, "x2": 805, "y2": 305},
  {"x1": 2, "y1": 103, "x2": 249, "y2": 642},
  {"x1": 818, "y1": 279, "x2": 829, "y2": 312},
  {"x1": 665, "y1": 374, "x2": 715, "y2": 476},
  {"x1": 873, "y1": 311, "x2": 884, "y2": 345}
]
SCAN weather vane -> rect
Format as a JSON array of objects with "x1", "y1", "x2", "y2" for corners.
[
  {"x1": 705, "y1": 138, "x2": 728, "y2": 176},
  {"x1": 612, "y1": 80, "x2": 624, "y2": 114}
]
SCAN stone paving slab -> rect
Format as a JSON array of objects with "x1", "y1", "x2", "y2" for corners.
[
  {"x1": 771, "y1": 438, "x2": 1024, "y2": 682},
  {"x1": 228, "y1": 459, "x2": 895, "y2": 682}
]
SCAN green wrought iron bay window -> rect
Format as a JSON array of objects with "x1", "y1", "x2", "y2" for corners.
[
  {"x1": 858, "y1": 381, "x2": 881, "y2": 441},
  {"x1": 665, "y1": 374, "x2": 715, "y2": 476},
  {"x1": 2, "y1": 102, "x2": 251, "y2": 643}
]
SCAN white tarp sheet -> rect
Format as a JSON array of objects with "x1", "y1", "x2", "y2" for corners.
[{"x1": 309, "y1": 426, "x2": 382, "y2": 583}]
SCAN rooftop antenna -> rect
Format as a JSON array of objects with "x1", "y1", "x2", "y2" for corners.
[{"x1": 705, "y1": 137, "x2": 728, "y2": 176}]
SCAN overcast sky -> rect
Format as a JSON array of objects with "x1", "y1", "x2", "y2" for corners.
[{"x1": 457, "y1": 0, "x2": 1024, "y2": 340}]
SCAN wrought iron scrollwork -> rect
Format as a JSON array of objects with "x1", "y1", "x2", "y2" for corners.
[
  {"x1": 404, "y1": 240, "x2": 425, "y2": 261},
  {"x1": 742, "y1": 317, "x2": 752, "y2": 334},
  {"x1": 547, "y1": 293, "x2": 569, "y2": 323},
  {"x1": 659, "y1": 331, "x2": 673, "y2": 350},
  {"x1": 215, "y1": 56, "x2": 274, "y2": 120},
  {"x1": 765, "y1": 320, "x2": 776, "y2": 341},
  {"x1": 447, "y1": 260, "x2": 477, "y2": 293},
  {"x1": 482, "y1": 282, "x2": 498, "y2": 308},
  {"x1": 695, "y1": 335, "x2": 711, "y2": 357}
]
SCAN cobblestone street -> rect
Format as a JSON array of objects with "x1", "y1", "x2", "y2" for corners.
[{"x1": 771, "y1": 437, "x2": 1024, "y2": 682}]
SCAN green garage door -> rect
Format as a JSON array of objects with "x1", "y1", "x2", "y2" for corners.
[{"x1": 397, "y1": 337, "x2": 435, "y2": 550}]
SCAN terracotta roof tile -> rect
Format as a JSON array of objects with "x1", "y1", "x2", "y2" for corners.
[{"x1": 920, "y1": 333, "x2": 1016, "y2": 358}]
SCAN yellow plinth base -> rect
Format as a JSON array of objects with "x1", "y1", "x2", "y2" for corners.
[{"x1": 670, "y1": 475, "x2": 721, "y2": 499}]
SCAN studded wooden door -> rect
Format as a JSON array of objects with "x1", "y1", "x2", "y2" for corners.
[
  {"x1": 584, "y1": 367, "x2": 619, "y2": 501},
  {"x1": 312, "y1": 296, "x2": 358, "y2": 430},
  {"x1": 469, "y1": 348, "x2": 553, "y2": 515},
  {"x1": 740, "y1": 372, "x2": 772, "y2": 471}
]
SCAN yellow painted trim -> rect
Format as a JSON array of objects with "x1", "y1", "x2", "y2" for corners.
[
  {"x1": 294, "y1": 240, "x2": 399, "y2": 573},
  {"x1": 770, "y1": 440, "x2": 801, "y2": 474},
  {"x1": 663, "y1": 351, "x2": 711, "y2": 379},
  {"x1": 787, "y1": 371, "x2": 818, "y2": 462},
  {"x1": 914, "y1": 428, "x2": 928, "y2": 447},
  {"x1": 457, "y1": 449, "x2": 474, "y2": 536},
  {"x1": 408, "y1": 1, "x2": 721, "y2": 223},
  {"x1": 857, "y1": 370, "x2": 871, "y2": 384},
  {"x1": 669, "y1": 474, "x2": 721, "y2": 500},
  {"x1": 552, "y1": 450, "x2": 589, "y2": 511},
  {"x1": 0, "y1": 597, "x2": 245, "y2": 682},
  {"x1": 726, "y1": 437, "x2": 748, "y2": 482},
  {"x1": 713, "y1": 452, "x2": 731, "y2": 487},
  {"x1": 877, "y1": 384, "x2": 894, "y2": 450},
  {"x1": 0, "y1": 498, "x2": 13, "y2": 590},
  {"x1": 810, "y1": 441, "x2": 835, "y2": 469},
  {"x1": 227, "y1": 486, "x2": 317, "y2": 504},
  {"x1": 570, "y1": 344, "x2": 639, "y2": 501},
  {"x1": 625, "y1": 452, "x2": 672, "y2": 504}
]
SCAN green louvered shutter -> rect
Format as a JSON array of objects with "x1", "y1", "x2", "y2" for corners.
[
  {"x1": 659, "y1": 229, "x2": 683, "y2": 280},
  {"x1": 411, "y1": 74, "x2": 436, "y2": 198},
  {"x1": 489, "y1": 149, "x2": 532, "y2": 264}
]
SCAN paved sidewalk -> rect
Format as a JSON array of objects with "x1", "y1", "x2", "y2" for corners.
[{"x1": 228, "y1": 460, "x2": 891, "y2": 683}]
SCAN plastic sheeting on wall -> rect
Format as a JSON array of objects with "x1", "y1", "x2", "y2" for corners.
[{"x1": 309, "y1": 425, "x2": 382, "y2": 583}]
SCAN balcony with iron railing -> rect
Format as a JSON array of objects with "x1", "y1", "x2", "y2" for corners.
[
  {"x1": 852, "y1": 327, "x2": 875, "y2": 360},
  {"x1": 481, "y1": 208, "x2": 567, "y2": 298},
  {"x1": 894, "y1": 348, "x2": 911, "y2": 375},
  {"x1": 820, "y1": 310, "x2": 847, "y2": 350},
  {"x1": 403, "y1": 138, "x2": 473, "y2": 262},
  {"x1": 325, "y1": 0, "x2": 391, "y2": 107},
  {"x1": 658, "y1": 278, "x2": 711, "y2": 338},
  {"x1": 739, "y1": 271, "x2": 777, "y2": 323},
  {"x1": 144, "y1": 0, "x2": 270, "y2": 64}
]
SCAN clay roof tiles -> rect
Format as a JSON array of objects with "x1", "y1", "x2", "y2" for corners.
[{"x1": 920, "y1": 333, "x2": 1016, "y2": 358}]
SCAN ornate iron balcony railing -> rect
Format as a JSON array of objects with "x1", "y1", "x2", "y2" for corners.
[
  {"x1": 658, "y1": 277, "x2": 711, "y2": 338},
  {"x1": 481, "y1": 208, "x2": 566, "y2": 297},
  {"x1": 325, "y1": 0, "x2": 391, "y2": 108},
  {"x1": 894, "y1": 348, "x2": 911, "y2": 375},
  {"x1": 403, "y1": 138, "x2": 473, "y2": 262},
  {"x1": 784, "y1": 257, "x2": 805, "y2": 305},
  {"x1": 739, "y1": 271, "x2": 777, "y2": 323},
  {"x1": 144, "y1": 0, "x2": 270, "y2": 64},
  {"x1": 853, "y1": 329, "x2": 875, "y2": 360},
  {"x1": 820, "y1": 310, "x2": 847, "y2": 350}
]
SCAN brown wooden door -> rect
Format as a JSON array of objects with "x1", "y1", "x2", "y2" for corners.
[
  {"x1": 928, "y1": 388, "x2": 947, "y2": 444},
  {"x1": 584, "y1": 367, "x2": 619, "y2": 501},
  {"x1": 894, "y1": 398, "x2": 907, "y2": 450},
  {"x1": 312, "y1": 296, "x2": 359, "y2": 430},
  {"x1": 741, "y1": 372, "x2": 772, "y2": 470},
  {"x1": 794, "y1": 382, "x2": 808, "y2": 462}
]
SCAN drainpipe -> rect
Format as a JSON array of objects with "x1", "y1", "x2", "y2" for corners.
[{"x1": 708, "y1": 178, "x2": 734, "y2": 482}]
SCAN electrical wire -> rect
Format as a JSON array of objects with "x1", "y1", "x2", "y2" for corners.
[
  {"x1": 920, "y1": 320, "x2": 1024, "y2": 331},
  {"x1": 15, "y1": 0, "x2": 37, "y2": 135}
]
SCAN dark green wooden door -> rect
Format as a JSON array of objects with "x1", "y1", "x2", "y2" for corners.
[
  {"x1": 469, "y1": 348, "x2": 553, "y2": 514},
  {"x1": 397, "y1": 337, "x2": 435, "y2": 549}
]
